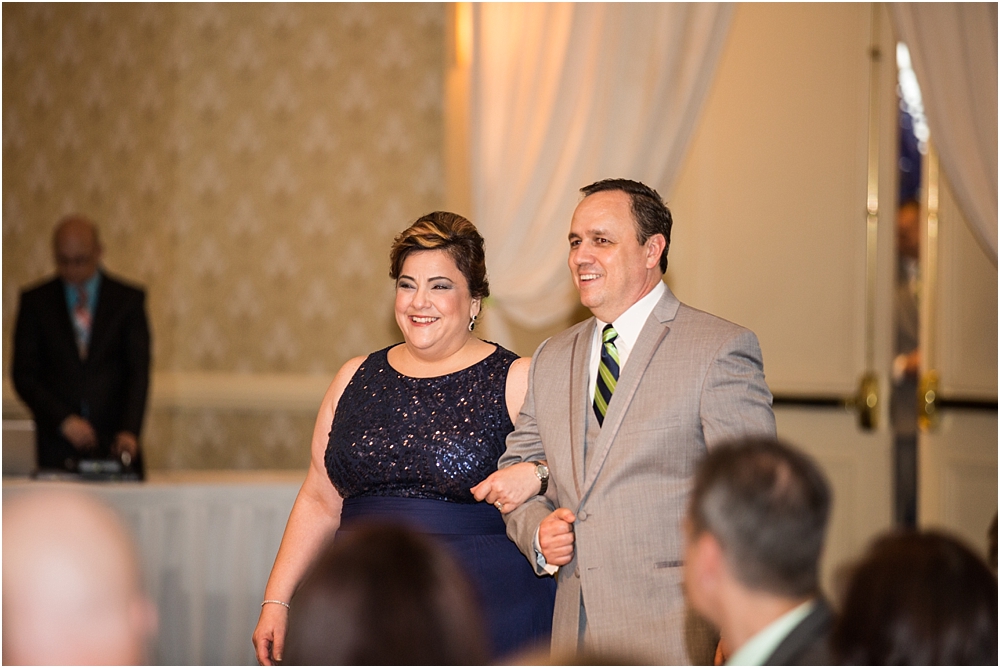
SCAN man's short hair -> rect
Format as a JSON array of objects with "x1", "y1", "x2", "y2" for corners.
[
  {"x1": 689, "y1": 438, "x2": 831, "y2": 598},
  {"x1": 580, "y1": 178, "x2": 672, "y2": 273}
]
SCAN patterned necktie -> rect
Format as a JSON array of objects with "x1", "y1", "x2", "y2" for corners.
[
  {"x1": 593, "y1": 324, "x2": 620, "y2": 426},
  {"x1": 73, "y1": 286, "x2": 92, "y2": 359}
]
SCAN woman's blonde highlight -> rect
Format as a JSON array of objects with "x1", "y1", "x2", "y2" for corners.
[{"x1": 389, "y1": 212, "x2": 490, "y2": 300}]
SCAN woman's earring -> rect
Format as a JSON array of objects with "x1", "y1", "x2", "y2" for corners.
[{"x1": 468, "y1": 314, "x2": 477, "y2": 332}]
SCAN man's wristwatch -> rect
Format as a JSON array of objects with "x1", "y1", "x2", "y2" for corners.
[{"x1": 535, "y1": 462, "x2": 550, "y2": 496}]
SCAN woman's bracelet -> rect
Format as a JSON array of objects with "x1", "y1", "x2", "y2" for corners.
[{"x1": 261, "y1": 599, "x2": 290, "y2": 609}]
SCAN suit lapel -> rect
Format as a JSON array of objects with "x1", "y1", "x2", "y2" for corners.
[
  {"x1": 581, "y1": 287, "x2": 681, "y2": 493},
  {"x1": 568, "y1": 320, "x2": 595, "y2": 500},
  {"x1": 87, "y1": 275, "x2": 113, "y2": 362},
  {"x1": 47, "y1": 280, "x2": 85, "y2": 366},
  {"x1": 582, "y1": 318, "x2": 669, "y2": 490}
]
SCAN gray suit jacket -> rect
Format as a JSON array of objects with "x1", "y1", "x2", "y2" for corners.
[{"x1": 500, "y1": 286, "x2": 776, "y2": 664}]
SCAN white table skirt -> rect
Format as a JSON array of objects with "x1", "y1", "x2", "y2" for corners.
[{"x1": 3, "y1": 470, "x2": 304, "y2": 666}]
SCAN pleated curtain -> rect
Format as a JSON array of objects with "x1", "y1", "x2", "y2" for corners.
[
  {"x1": 892, "y1": 3, "x2": 999, "y2": 266},
  {"x1": 468, "y1": 3, "x2": 735, "y2": 344}
]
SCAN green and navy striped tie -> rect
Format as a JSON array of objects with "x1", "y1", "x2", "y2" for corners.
[{"x1": 593, "y1": 324, "x2": 620, "y2": 426}]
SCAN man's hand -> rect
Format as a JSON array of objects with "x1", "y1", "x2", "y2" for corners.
[
  {"x1": 539, "y1": 507, "x2": 576, "y2": 566},
  {"x1": 61, "y1": 415, "x2": 97, "y2": 451},
  {"x1": 112, "y1": 431, "x2": 139, "y2": 462}
]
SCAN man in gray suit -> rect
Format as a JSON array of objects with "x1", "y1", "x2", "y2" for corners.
[
  {"x1": 497, "y1": 179, "x2": 776, "y2": 663},
  {"x1": 684, "y1": 438, "x2": 833, "y2": 665}
]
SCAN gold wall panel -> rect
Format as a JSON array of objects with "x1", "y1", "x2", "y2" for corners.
[{"x1": 3, "y1": 3, "x2": 445, "y2": 468}]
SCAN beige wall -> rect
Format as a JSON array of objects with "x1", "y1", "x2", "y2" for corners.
[{"x1": 3, "y1": 3, "x2": 445, "y2": 468}]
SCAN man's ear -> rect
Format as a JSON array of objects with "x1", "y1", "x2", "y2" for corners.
[
  {"x1": 702, "y1": 533, "x2": 724, "y2": 576},
  {"x1": 692, "y1": 532, "x2": 725, "y2": 593},
  {"x1": 644, "y1": 233, "x2": 666, "y2": 270},
  {"x1": 684, "y1": 528, "x2": 726, "y2": 624}
]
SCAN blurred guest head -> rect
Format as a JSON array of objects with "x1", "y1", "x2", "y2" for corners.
[
  {"x1": 284, "y1": 524, "x2": 487, "y2": 665},
  {"x1": 684, "y1": 438, "x2": 832, "y2": 663},
  {"x1": 2, "y1": 491, "x2": 157, "y2": 665},
  {"x1": 832, "y1": 530, "x2": 997, "y2": 665},
  {"x1": 53, "y1": 215, "x2": 103, "y2": 286},
  {"x1": 686, "y1": 438, "x2": 831, "y2": 602},
  {"x1": 896, "y1": 198, "x2": 921, "y2": 261}
]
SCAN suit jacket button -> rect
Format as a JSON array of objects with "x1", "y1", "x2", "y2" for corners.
[
  {"x1": 574, "y1": 568, "x2": 580, "y2": 579},
  {"x1": 578, "y1": 510, "x2": 588, "y2": 521}
]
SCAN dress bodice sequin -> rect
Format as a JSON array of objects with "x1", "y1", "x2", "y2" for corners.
[{"x1": 325, "y1": 344, "x2": 519, "y2": 504}]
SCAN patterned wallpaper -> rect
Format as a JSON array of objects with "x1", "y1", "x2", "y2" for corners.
[{"x1": 3, "y1": 3, "x2": 445, "y2": 468}]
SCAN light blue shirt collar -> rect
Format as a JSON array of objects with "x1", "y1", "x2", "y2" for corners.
[
  {"x1": 727, "y1": 599, "x2": 817, "y2": 666},
  {"x1": 64, "y1": 271, "x2": 102, "y2": 314}
]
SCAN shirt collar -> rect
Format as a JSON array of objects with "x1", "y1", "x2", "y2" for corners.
[
  {"x1": 63, "y1": 271, "x2": 102, "y2": 308},
  {"x1": 726, "y1": 598, "x2": 817, "y2": 666},
  {"x1": 596, "y1": 280, "x2": 666, "y2": 350}
]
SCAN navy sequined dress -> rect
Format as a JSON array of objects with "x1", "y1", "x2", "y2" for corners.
[{"x1": 326, "y1": 343, "x2": 555, "y2": 659}]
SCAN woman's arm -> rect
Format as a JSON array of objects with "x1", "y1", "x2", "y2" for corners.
[
  {"x1": 504, "y1": 356, "x2": 531, "y2": 423},
  {"x1": 251, "y1": 356, "x2": 364, "y2": 665},
  {"x1": 471, "y1": 357, "x2": 545, "y2": 513}
]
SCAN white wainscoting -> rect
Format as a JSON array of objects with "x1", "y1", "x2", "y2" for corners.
[{"x1": 3, "y1": 373, "x2": 333, "y2": 417}]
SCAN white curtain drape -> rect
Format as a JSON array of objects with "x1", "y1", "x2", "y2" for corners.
[
  {"x1": 891, "y1": 3, "x2": 998, "y2": 266},
  {"x1": 469, "y1": 3, "x2": 734, "y2": 344}
]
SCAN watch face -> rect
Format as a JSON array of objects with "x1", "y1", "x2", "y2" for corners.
[{"x1": 536, "y1": 463, "x2": 549, "y2": 479}]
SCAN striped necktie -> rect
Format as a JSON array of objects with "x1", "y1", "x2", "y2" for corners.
[
  {"x1": 73, "y1": 286, "x2": 92, "y2": 359},
  {"x1": 593, "y1": 324, "x2": 620, "y2": 426}
]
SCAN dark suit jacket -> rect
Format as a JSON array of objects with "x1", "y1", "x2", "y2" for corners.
[
  {"x1": 12, "y1": 271, "x2": 150, "y2": 471},
  {"x1": 764, "y1": 598, "x2": 835, "y2": 666}
]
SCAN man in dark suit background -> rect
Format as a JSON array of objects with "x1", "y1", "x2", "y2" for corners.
[
  {"x1": 684, "y1": 438, "x2": 834, "y2": 665},
  {"x1": 12, "y1": 215, "x2": 150, "y2": 474}
]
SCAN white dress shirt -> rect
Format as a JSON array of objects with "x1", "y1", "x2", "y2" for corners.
[{"x1": 588, "y1": 280, "x2": 666, "y2": 399}]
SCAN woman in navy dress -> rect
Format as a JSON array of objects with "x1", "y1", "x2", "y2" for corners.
[{"x1": 253, "y1": 212, "x2": 556, "y2": 664}]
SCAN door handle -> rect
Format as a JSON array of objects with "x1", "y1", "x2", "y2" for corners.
[
  {"x1": 849, "y1": 371, "x2": 880, "y2": 431},
  {"x1": 918, "y1": 370, "x2": 939, "y2": 432},
  {"x1": 771, "y1": 373, "x2": 879, "y2": 431}
]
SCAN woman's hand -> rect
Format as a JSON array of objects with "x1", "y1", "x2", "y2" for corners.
[
  {"x1": 250, "y1": 358, "x2": 357, "y2": 665},
  {"x1": 252, "y1": 602, "x2": 289, "y2": 665},
  {"x1": 471, "y1": 461, "x2": 545, "y2": 514}
]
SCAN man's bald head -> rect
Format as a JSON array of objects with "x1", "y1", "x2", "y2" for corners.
[
  {"x1": 2, "y1": 491, "x2": 157, "y2": 665},
  {"x1": 53, "y1": 215, "x2": 103, "y2": 286}
]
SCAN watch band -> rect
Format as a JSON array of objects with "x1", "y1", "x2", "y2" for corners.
[{"x1": 535, "y1": 463, "x2": 549, "y2": 495}]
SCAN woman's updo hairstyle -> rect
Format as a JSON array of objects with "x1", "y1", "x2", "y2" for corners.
[{"x1": 389, "y1": 212, "x2": 490, "y2": 300}]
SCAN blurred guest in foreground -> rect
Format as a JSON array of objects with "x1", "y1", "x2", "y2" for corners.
[
  {"x1": 2, "y1": 490, "x2": 157, "y2": 665},
  {"x1": 12, "y1": 214, "x2": 150, "y2": 476},
  {"x1": 253, "y1": 212, "x2": 554, "y2": 665},
  {"x1": 832, "y1": 530, "x2": 997, "y2": 665},
  {"x1": 283, "y1": 524, "x2": 487, "y2": 665},
  {"x1": 684, "y1": 438, "x2": 833, "y2": 665}
]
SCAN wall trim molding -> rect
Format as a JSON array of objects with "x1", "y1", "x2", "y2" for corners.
[{"x1": 3, "y1": 372, "x2": 333, "y2": 417}]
